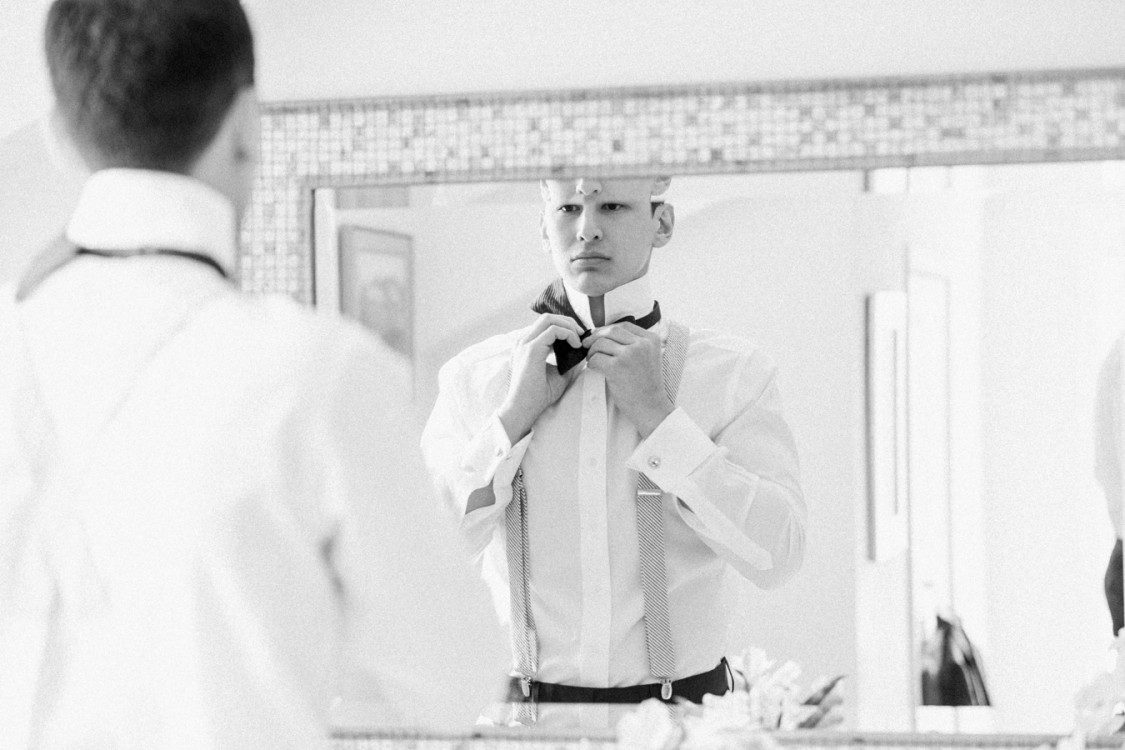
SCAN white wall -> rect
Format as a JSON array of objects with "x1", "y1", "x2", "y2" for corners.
[
  {"x1": 0, "y1": 0, "x2": 53, "y2": 142},
  {"x1": 0, "y1": 119, "x2": 84, "y2": 282},
  {"x1": 6, "y1": 0, "x2": 1125, "y2": 142},
  {"x1": 975, "y1": 165, "x2": 1125, "y2": 732}
]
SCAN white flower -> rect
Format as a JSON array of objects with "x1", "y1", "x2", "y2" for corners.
[
  {"x1": 616, "y1": 698, "x2": 683, "y2": 750},
  {"x1": 1074, "y1": 673, "x2": 1125, "y2": 735},
  {"x1": 736, "y1": 648, "x2": 775, "y2": 685}
]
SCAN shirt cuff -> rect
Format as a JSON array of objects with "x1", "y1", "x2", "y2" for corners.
[
  {"x1": 626, "y1": 406, "x2": 714, "y2": 493},
  {"x1": 461, "y1": 413, "x2": 532, "y2": 514}
]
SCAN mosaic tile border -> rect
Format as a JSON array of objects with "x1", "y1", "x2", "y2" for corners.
[{"x1": 242, "y1": 67, "x2": 1125, "y2": 302}]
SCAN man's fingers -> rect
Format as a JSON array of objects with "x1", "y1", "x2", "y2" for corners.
[
  {"x1": 524, "y1": 313, "x2": 583, "y2": 342},
  {"x1": 585, "y1": 322, "x2": 654, "y2": 347},
  {"x1": 611, "y1": 321, "x2": 655, "y2": 339},
  {"x1": 531, "y1": 324, "x2": 581, "y2": 351},
  {"x1": 585, "y1": 351, "x2": 611, "y2": 372},
  {"x1": 586, "y1": 337, "x2": 624, "y2": 357}
]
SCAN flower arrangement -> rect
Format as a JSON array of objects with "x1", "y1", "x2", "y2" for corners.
[
  {"x1": 616, "y1": 648, "x2": 845, "y2": 750},
  {"x1": 1073, "y1": 630, "x2": 1125, "y2": 735}
]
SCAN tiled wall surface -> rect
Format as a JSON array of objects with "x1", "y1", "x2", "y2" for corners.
[{"x1": 242, "y1": 69, "x2": 1125, "y2": 302}]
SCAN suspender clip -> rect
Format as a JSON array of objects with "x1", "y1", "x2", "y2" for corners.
[
  {"x1": 661, "y1": 679, "x2": 673, "y2": 700},
  {"x1": 520, "y1": 675, "x2": 532, "y2": 699}
]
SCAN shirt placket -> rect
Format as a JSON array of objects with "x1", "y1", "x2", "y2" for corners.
[{"x1": 576, "y1": 367, "x2": 611, "y2": 687}]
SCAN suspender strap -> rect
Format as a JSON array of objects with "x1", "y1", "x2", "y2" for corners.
[
  {"x1": 636, "y1": 320, "x2": 689, "y2": 696},
  {"x1": 504, "y1": 466, "x2": 537, "y2": 698},
  {"x1": 504, "y1": 321, "x2": 690, "y2": 699}
]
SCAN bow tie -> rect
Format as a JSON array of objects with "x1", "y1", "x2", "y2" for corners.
[{"x1": 530, "y1": 279, "x2": 662, "y2": 375}]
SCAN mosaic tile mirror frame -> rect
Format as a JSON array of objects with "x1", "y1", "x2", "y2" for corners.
[{"x1": 243, "y1": 67, "x2": 1125, "y2": 303}]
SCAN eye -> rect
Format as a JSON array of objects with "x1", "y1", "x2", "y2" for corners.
[
  {"x1": 600, "y1": 202, "x2": 628, "y2": 212},
  {"x1": 558, "y1": 203, "x2": 581, "y2": 214}
]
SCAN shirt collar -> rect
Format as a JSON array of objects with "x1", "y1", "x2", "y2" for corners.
[
  {"x1": 562, "y1": 274, "x2": 656, "y2": 330},
  {"x1": 66, "y1": 168, "x2": 237, "y2": 276}
]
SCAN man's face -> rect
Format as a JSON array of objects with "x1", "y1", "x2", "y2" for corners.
[{"x1": 540, "y1": 178, "x2": 672, "y2": 297}]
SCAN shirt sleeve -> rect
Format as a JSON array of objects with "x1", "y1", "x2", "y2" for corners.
[
  {"x1": 626, "y1": 350, "x2": 806, "y2": 589},
  {"x1": 420, "y1": 353, "x2": 531, "y2": 559},
  {"x1": 315, "y1": 337, "x2": 509, "y2": 731}
]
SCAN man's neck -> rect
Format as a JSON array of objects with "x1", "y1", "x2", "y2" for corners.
[{"x1": 589, "y1": 296, "x2": 606, "y2": 327}]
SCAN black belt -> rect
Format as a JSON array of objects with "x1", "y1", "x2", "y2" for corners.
[{"x1": 506, "y1": 658, "x2": 732, "y2": 704}]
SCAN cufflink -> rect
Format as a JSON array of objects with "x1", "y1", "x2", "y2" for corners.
[{"x1": 647, "y1": 455, "x2": 661, "y2": 470}]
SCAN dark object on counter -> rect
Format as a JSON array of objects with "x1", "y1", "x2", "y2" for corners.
[{"x1": 920, "y1": 614, "x2": 991, "y2": 706}]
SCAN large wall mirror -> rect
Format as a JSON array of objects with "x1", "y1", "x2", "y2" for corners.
[{"x1": 244, "y1": 69, "x2": 1125, "y2": 735}]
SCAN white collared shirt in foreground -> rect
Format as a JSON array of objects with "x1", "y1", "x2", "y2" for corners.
[
  {"x1": 0, "y1": 169, "x2": 507, "y2": 749},
  {"x1": 421, "y1": 275, "x2": 806, "y2": 688}
]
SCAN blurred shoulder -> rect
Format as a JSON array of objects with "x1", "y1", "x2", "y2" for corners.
[
  {"x1": 436, "y1": 326, "x2": 526, "y2": 391},
  {"x1": 205, "y1": 291, "x2": 408, "y2": 391}
]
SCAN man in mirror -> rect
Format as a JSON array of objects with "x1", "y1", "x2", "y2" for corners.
[
  {"x1": 422, "y1": 176, "x2": 806, "y2": 704},
  {"x1": 0, "y1": 0, "x2": 505, "y2": 744}
]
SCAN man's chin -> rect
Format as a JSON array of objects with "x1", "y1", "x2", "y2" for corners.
[{"x1": 564, "y1": 272, "x2": 619, "y2": 298}]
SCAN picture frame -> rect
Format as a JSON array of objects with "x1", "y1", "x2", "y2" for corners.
[
  {"x1": 866, "y1": 290, "x2": 909, "y2": 562},
  {"x1": 325, "y1": 222, "x2": 415, "y2": 362}
]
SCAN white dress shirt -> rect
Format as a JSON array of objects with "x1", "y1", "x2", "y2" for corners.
[
  {"x1": 0, "y1": 169, "x2": 506, "y2": 749},
  {"x1": 421, "y1": 275, "x2": 806, "y2": 688}
]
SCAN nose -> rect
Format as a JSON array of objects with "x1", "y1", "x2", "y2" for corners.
[{"x1": 577, "y1": 210, "x2": 602, "y2": 243}]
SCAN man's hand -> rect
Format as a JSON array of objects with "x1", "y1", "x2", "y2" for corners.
[
  {"x1": 498, "y1": 314, "x2": 584, "y2": 443},
  {"x1": 584, "y1": 322, "x2": 674, "y2": 438}
]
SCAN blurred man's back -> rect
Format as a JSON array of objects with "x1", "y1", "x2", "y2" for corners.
[{"x1": 0, "y1": 1, "x2": 505, "y2": 746}]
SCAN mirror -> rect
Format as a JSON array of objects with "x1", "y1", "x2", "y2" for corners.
[{"x1": 312, "y1": 162, "x2": 1125, "y2": 734}]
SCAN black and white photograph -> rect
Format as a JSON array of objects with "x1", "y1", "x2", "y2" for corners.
[{"x1": 2, "y1": 1, "x2": 1125, "y2": 748}]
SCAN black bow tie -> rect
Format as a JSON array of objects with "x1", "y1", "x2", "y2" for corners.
[{"x1": 530, "y1": 279, "x2": 662, "y2": 375}]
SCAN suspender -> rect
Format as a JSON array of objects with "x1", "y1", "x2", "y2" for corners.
[
  {"x1": 16, "y1": 239, "x2": 230, "y2": 303},
  {"x1": 505, "y1": 321, "x2": 690, "y2": 700}
]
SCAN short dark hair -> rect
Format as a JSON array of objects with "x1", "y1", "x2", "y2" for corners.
[{"x1": 45, "y1": 0, "x2": 255, "y2": 172}]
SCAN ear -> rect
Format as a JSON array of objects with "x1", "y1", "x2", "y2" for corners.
[
  {"x1": 229, "y1": 88, "x2": 260, "y2": 167},
  {"x1": 539, "y1": 211, "x2": 554, "y2": 255},
  {"x1": 652, "y1": 203, "x2": 674, "y2": 248}
]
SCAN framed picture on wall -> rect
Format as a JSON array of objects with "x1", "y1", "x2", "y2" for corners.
[
  {"x1": 336, "y1": 225, "x2": 414, "y2": 360},
  {"x1": 867, "y1": 290, "x2": 909, "y2": 562}
]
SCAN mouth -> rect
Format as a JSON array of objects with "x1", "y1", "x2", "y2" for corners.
[{"x1": 571, "y1": 255, "x2": 609, "y2": 264}]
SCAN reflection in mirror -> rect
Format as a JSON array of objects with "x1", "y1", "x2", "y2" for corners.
[{"x1": 316, "y1": 162, "x2": 1125, "y2": 733}]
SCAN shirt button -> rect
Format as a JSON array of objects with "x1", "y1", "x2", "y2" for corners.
[
  {"x1": 495, "y1": 447, "x2": 505, "y2": 457},
  {"x1": 647, "y1": 456, "x2": 661, "y2": 470},
  {"x1": 587, "y1": 457, "x2": 598, "y2": 468}
]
